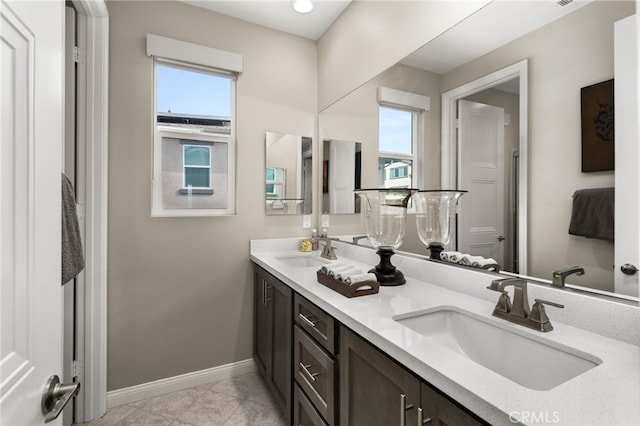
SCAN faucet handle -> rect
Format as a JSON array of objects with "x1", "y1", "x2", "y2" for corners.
[
  {"x1": 534, "y1": 299, "x2": 564, "y2": 309},
  {"x1": 529, "y1": 299, "x2": 564, "y2": 332}
]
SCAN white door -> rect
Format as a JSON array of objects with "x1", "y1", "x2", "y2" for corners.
[
  {"x1": 329, "y1": 140, "x2": 356, "y2": 214},
  {"x1": 614, "y1": 14, "x2": 639, "y2": 297},
  {"x1": 1, "y1": 1, "x2": 65, "y2": 424},
  {"x1": 458, "y1": 99, "x2": 505, "y2": 266}
]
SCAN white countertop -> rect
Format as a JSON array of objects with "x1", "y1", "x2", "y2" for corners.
[{"x1": 250, "y1": 238, "x2": 640, "y2": 426}]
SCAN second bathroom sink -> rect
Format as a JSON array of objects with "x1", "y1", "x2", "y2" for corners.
[{"x1": 275, "y1": 255, "x2": 330, "y2": 268}]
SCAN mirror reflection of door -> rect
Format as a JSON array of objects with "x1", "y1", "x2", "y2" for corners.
[
  {"x1": 322, "y1": 140, "x2": 362, "y2": 214},
  {"x1": 458, "y1": 100, "x2": 505, "y2": 268},
  {"x1": 456, "y1": 81, "x2": 520, "y2": 273}
]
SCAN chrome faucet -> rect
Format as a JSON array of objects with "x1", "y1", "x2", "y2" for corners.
[
  {"x1": 352, "y1": 235, "x2": 368, "y2": 245},
  {"x1": 487, "y1": 277, "x2": 564, "y2": 332},
  {"x1": 552, "y1": 266, "x2": 584, "y2": 287},
  {"x1": 318, "y1": 237, "x2": 337, "y2": 260}
]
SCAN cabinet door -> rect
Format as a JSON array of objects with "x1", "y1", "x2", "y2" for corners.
[
  {"x1": 340, "y1": 326, "x2": 420, "y2": 426},
  {"x1": 254, "y1": 267, "x2": 271, "y2": 377},
  {"x1": 270, "y1": 276, "x2": 292, "y2": 415},
  {"x1": 420, "y1": 382, "x2": 486, "y2": 426},
  {"x1": 253, "y1": 266, "x2": 292, "y2": 424}
]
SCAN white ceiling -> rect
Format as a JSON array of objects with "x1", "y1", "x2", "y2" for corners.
[
  {"x1": 181, "y1": 0, "x2": 592, "y2": 74},
  {"x1": 179, "y1": 0, "x2": 352, "y2": 40},
  {"x1": 401, "y1": 0, "x2": 592, "y2": 74}
]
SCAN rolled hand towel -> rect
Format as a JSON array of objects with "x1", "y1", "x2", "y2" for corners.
[
  {"x1": 344, "y1": 272, "x2": 378, "y2": 285},
  {"x1": 320, "y1": 262, "x2": 345, "y2": 274},
  {"x1": 440, "y1": 251, "x2": 463, "y2": 263},
  {"x1": 336, "y1": 267, "x2": 364, "y2": 281},
  {"x1": 320, "y1": 263, "x2": 348, "y2": 276}
]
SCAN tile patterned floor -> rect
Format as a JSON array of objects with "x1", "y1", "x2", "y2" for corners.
[{"x1": 77, "y1": 373, "x2": 287, "y2": 426}]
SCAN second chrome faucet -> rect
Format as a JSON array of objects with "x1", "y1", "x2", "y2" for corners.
[{"x1": 487, "y1": 277, "x2": 564, "y2": 332}]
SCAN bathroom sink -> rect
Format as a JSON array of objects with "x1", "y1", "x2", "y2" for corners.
[
  {"x1": 393, "y1": 306, "x2": 601, "y2": 390},
  {"x1": 275, "y1": 255, "x2": 330, "y2": 268}
]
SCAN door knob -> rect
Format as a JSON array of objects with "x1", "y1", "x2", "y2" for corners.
[
  {"x1": 497, "y1": 235, "x2": 505, "y2": 242},
  {"x1": 621, "y1": 263, "x2": 638, "y2": 275},
  {"x1": 41, "y1": 375, "x2": 80, "y2": 423}
]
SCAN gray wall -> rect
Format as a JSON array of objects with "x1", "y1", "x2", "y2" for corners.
[{"x1": 108, "y1": 0, "x2": 317, "y2": 390}]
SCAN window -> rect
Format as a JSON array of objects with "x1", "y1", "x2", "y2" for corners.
[
  {"x1": 147, "y1": 34, "x2": 241, "y2": 216},
  {"x1": 151, "y1": 60, "x2": 236, "y2": 215},
  {"x1": 390, "y1": 165, "x2": 408, "y2": 179},
  {"x1": 378, "y1": 107, "x2": 417, "y2": 189},
  {"x1": 183, "y1": 145, "x2": 211, "y2": 189}
]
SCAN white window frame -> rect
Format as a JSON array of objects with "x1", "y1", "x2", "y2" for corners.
[
  {"x1": 150, "y1": 58, "x2": 237, "y2": 216},
  {"x1": 378, "y1": 106, "x2": 423, "y2": 189},
  {"x1": 183, "y1": 144, "x2": 212, "y2": 189},
  {"x1": 377, "y1": 87, "x2": 429, "y2": 194}
]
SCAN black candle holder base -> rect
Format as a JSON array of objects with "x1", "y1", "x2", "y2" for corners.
[
  {"x1": 369, "y1": 248, "x2": 406, "y2": 286},
  {"x1": 428, "y1": 243, "x2": 444, "y2": 260}
]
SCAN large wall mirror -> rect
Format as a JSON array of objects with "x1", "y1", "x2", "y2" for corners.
[
  {"x1": 265, "y1": 132, "x2": 312, "y2": 215},
  {"x1": 318, "y1": 0, "x2": 638, "y2": 301}
]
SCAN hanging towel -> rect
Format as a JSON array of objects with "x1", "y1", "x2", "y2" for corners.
[
  {"x1": 62, "y1": 174, "x2": 84, "y2": 284},
  {"x1": 568, "y1": 188, "x2": 614, "y2": 241}
]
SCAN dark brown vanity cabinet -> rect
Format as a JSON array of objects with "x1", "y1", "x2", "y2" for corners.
[
  {"x1": 339, "y1": 325, "x2": 486, "y2": 426},
  {"x1": 253, "y1": 265, "x2": 292, "y2": 424},
  {"x1": 253, "y1": 264, "x2": 485, "y2": 426}
]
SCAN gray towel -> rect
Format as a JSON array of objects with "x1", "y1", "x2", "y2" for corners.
[
  {"x1": 62, "y1": 174, "x2": 84, "y2": 284},
  {"x1": 568, "y1": 187, "x2": 614, "y2": 241}
]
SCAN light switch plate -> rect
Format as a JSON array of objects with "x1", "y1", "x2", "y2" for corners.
[
  {"x1": 303, "y1": 215, "x2": 311, "y2": 228},
  {"x1": 321, "y1": 214, "x2": 330, "y2": 228}
]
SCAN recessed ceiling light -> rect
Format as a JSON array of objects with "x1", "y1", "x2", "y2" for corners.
[{"x1": 292, "y1": 0, "x2": 314, "y2": 14}]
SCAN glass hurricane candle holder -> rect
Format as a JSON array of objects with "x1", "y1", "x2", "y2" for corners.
[
  {"x1": 412, "y1": 190, "x2": 467, "y2": 260},
  {"x1": 354, "y1": 188, "x2": 417, "y2": 286}
]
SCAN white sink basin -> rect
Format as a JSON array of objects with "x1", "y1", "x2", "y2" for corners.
[
  {"x1": 275, "y1": 255, "x2": 330, "y2": 268},
  {"x1": 393, "y1": 306, "x2": 601, "y2": 390}
]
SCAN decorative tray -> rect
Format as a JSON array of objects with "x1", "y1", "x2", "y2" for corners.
[{"x1": 316, "y1": 270, "x2": 379, "y2": 298}]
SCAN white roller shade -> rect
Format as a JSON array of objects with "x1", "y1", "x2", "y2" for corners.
[
  {"x1": 377, "y1": 87, "x2": 430, "y2": 111},
  {"x1": 146, "y1": 33, "x2": 243, "y2": 73}
]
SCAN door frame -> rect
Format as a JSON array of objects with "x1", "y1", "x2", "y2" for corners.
[
  {"x1": 441, "y1": 59, "x2": 528, "y2": 274},
  {"x1": 71, "y1": 0, "x2": 109, "y2": 422}
]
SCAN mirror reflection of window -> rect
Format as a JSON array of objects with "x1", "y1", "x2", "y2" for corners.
[
  {"x1": 265, "y1": 167, "x2": 285, "y2": 199},
  {"x1": 378, "y1": 107, "x2": 416, "y2": 188}
]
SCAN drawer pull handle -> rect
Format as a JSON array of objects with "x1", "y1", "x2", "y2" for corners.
[
  {"x1": 417, "y1": 407, "x2": 432, "y2": 424},
  {"x1": 299, "y1": 362, "x2": 320, "y2": 382},
  {"x1": 400, "y1": 394, "x2": 414, "y2": 426},
  {"x1": 298, "y1": 313, "x2": 318, "y2": 328}
]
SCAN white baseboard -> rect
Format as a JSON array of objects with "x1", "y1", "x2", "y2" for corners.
[{"x1": 107, "y1": 358, "x2": 257, "y2": 408}]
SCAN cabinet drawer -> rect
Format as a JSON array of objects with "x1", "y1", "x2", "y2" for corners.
[
  {"x1": 294, "y1": 293, "x2": 336, "y2": 354},
  {"x1": 293, "y1": 383, "x2": 329, "y2": 426},
  {"x1": 294, "y1": 326, "x2": 336, "y2": 425}
]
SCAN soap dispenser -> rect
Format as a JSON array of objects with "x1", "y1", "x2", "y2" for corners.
[{"x1": 311, "y1": 229, "x2": 318, "y2": 251}]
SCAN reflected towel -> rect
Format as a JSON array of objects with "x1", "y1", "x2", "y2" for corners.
[
  {"x1": 460, "y1": 255, "x2": 483, "y2": 266},
  {"x1": 62, "y1": 174, "x2": 84, "y2": 284},
  {"x1": 569, "y1": 188, "x2": 614, "y2": 241},
  {"x1": 440, "y1": 251, "x2": 463, "y2": 263}
]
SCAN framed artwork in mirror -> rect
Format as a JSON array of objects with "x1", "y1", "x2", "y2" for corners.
[{"x1": 581, "y1": 79, "x2": 614, "y2": 172}]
